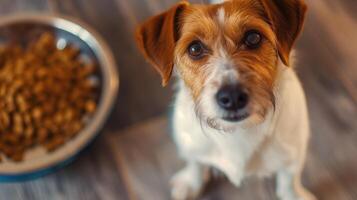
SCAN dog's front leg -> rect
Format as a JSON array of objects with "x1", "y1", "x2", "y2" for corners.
[
  {"x1": 276, "y1": 168, "x2": 317, "y2": 200},
  {"x1": 171, "y1": 161, "x2": 210, "y2": 200}
]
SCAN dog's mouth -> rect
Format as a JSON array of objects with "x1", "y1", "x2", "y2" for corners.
[{"x1": 221, "y1": 112, "x2": 250, "y2": 122}]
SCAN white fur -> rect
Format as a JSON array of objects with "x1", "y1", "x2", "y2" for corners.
[
  {"x1": 170, "y1": 61, "x2": 316, "y2": 200},
  {"x1": 197, "y1": 45, "x2": 240, "y2": 124},
  {"x1": 209, "y1": 0, "x2": 226, "y2": 4},
  {"x1": 217, "y1": 8, "x2": 225, "y2": 26}
]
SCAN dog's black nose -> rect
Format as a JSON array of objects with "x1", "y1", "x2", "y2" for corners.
[{"x1": 216, "y1": 84, "x2": 249, "y2": 111}]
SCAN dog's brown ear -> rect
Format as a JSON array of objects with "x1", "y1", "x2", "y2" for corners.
[
  {"x1": 260, "y1": 0, "x2": 307, "y2": 66},
  {"x1": 135, "y1": 1, "x2": 189, "y2": 86}
]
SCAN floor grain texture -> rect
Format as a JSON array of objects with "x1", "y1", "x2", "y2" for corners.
[{"x1": 0, "y1": 0, "x2": 356, "y2": 199}]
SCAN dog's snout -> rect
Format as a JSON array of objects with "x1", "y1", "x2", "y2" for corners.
[{"x1": 216, "y1": 84, "x2": 249, "y2": 111}]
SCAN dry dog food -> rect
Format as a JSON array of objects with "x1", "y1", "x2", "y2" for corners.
[{"x1": 0, "y1": 32, "x2": 98, "y2": 162}]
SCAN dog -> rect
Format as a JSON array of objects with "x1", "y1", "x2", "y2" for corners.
[{"x1": 135, "y1": 0, "x2": 316, "y2": 199}]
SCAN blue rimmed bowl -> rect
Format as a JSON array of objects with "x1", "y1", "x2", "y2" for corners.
[{"x1": 0, "y1": 14, "x2": 119, "y2": 181}]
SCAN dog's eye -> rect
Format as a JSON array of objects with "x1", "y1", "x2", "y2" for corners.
[
  {"x1": 244, "y1": 31, "x2": 262, "y2": 49},
  {"x1": 188, "y1": 41, "x2": 205, "y2": 59}
]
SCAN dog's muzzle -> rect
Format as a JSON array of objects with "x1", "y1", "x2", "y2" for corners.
[{"x1": 215, "y1": 84, "x2": 250, "y2": 122}]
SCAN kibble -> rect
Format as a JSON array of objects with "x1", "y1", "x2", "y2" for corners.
[{"x1": 0, "y1": 32, "x2": 99, "y2": 162}]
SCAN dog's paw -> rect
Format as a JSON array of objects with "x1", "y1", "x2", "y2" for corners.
[
  {"x1": 170, "y1": 170, "x2": 205, "y2": 200},
  {"x1": 278, "y1": 189, "x2": 317, "y2": 200},
  {"x1": 299, "y1": 190, "x2": 317, "y2": 200},
  {"x1": 171, "y1": 180, "x2": 201, "y2": 200}
]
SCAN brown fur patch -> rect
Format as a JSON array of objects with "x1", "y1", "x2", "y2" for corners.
[
  {"x1": 135, "y1": 2, "x2": 189, "y2": 86},
  {"x1": 259, "y1": 0, "x2": 307, "y2": 65}
]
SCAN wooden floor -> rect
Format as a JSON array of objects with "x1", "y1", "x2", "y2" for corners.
[{"x1": 0, "y1": 0, "x2": 356, "y2": 199}]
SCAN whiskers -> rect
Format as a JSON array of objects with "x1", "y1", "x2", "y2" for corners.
[{"x1": 193, "y1": 97, "x2": 230, "y2": 134}]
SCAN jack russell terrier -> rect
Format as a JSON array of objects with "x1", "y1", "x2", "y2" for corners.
[{"x1": 136, "y1": 0, "x2": 316, "y2": 199}]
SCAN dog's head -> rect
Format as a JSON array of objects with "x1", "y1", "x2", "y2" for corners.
[{"x1": 136, "y1": 0, "x2": 307, "y2": 130}]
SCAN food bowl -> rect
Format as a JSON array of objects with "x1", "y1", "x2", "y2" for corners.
[{"x1": 0, "y1": 14, "x2": 119, "y2": 181}]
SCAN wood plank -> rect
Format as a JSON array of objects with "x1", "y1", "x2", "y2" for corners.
[
  {"x1": 0, "y1": 0, "x2": 48, "y2": 15},
  {"x1": 300, "y1": 0, "x2": 357, "y2": 104},
  {"x1": 107, "y1": 118, "x2": 178, "y2": 200},
  {"x1": 0, "y1": 134, "x2": 130, "y2": 200}
]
